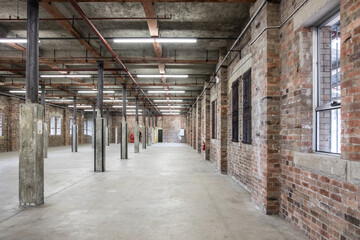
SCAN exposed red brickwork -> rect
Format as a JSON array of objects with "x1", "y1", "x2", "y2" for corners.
[{"x1": 341, "y1": 0, "x2": 360, "y2": 162}]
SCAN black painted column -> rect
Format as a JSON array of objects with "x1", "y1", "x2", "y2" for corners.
[{"x1": 142, "y1": 104, "x2": 147, "y2": 149}]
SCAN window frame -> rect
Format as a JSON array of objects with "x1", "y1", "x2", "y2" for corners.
[
  {"x1": 56, "y1": 116, "x2": 62, "y2": 135},
  {"x1": 242, "y1": 69, "x2": 252, "y2": 145},
  {"x1": 84, "y1": 119, "x2": 88, "y2": 135},
  {"x1": 50, "y1": 116, "x2": 56, "y2": 136},
  {"x1": 211, "y1": 100, "x2": 217, "y2": 139},
  {"x1": 232, "y1": 80, "x2": 239, "y2": 142},
  {"x1": 313, "y1": 11, "x2": 341, "y2": 154}
]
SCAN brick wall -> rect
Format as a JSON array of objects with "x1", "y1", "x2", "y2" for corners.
[
  {"x1": 201, "y1": 89, "x2": 211, "y2": 160},
  {"x1": 0, "y1": 95, "x2": 89, "y2": 152},
  {"x1": 187, "y1": 0, "x2": 360, "y2": 239}
]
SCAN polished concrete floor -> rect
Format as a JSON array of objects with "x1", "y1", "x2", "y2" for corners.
[{"x1": 0, "y1": 143, "x2": 306, "y2": 240}]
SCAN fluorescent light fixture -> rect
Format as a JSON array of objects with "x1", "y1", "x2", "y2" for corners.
[
  {"x1": 103, "y1": 99, "x2": 127, "y2": 103},
  {"x1": 137, "y1": 75, "x2": 188, "y2": 78},
  {"x1": 40, "y1": 75, "x2": 91, "y2": 78},
  {"x1": 154, "y1": 99, "x2": 183, "y2": 102},
  {"x1": 157, "y1": 105, "x2": 183, "y2": 108},
  {"x1": 78, "y1": 90, "x2": 115, "y2": 94},
  {"x1": 114, "y1": 38, "x2": 196, "y2": 43},
  {"x1": 10, "y1": 90, "x2": 42, "y2": 94},
  {"x1": 0, "y1": 38, "x2": 27, "y2": 43},
  {"x1": 112, "y1": 106, "x2": 136, "y2": 108},
  {"x1": 160, "y1": 109, "x2": 181, "y2": 112},
  {"x1": 162, "y1": 112, "x2": 180, "y2": 115},
  {"x1": 69, "y1": 105, "x2": 92, "y2": 108},
  {"x1": 148, "y1": 90, "x2": 185, "y2": 94},
  {"x1": 84, "y1": 109, "x2": 94, "y2": 112},
  {"x1": 45, "y1": 99, "x2": 73, "y2": 102}
]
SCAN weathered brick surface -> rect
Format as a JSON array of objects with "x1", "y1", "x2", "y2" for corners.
[{"x1": 201, "y1": 89, "x2": 211, "y2": 160}]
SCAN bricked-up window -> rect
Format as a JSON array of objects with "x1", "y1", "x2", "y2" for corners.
[
  {"x1": 0, "y1": 109, "x2": 2, "y2": 136},
  {"x1": 211, "y1": 100, "x2": 217, "y2": 139},
  {"x1": 56, "y1": 117, "x2": 61, "y2": 135},
  {"x1": 232, "y1": 80, "x2": 239, "y2": 142},
  {"x1": 84, "y1": 119, "x2": 87, "y2": 135},
  {"x1": 242, "y1": 70, "x2": 251, "y2": 144},
  {"x1": 50, "y1": 116, "x2": 56, "y2": 135},
  {"x1": 316, "y1": 13, "x2": 341, "y2": 154}
]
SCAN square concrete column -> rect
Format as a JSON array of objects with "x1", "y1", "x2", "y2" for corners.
[
  {"x1": 92, "y1": 105, "x2": 96, "y2": 148},
  {"x1": 71, "y1": 124, "x2": 78, "y2": 152},
  {"x1": 43, "y1": 121, "x2": 48, "y2": 158},
  {"x1": 121, "y1": 118, "x2": 128, "y2": 159},
  {"x1": 94, "y1": 60, "x2": 105, "y2": 172},
  {"x1": 121, "y1": 84, "x2": 128, "y2": 159},
  {"x1": 142, "y1": 104, "x2": 147, "y2": 149},
  {"x1": 19, "y1": 104, "x2": 44, "y2": 206},
  {"x1": 94, "y1": 116, "x2": 106, "y2": 172},
  {"x1": 19, "y1": 0, "x2": 44, "y2": 207},
  {"x1": 134, "y1": 97, "x2": 140, "y2": 153},
  {"x1": 115, "y1": 127, "x2": 119, "y2": 144},
  {"x1": 40, "y1": 84, "x2": 48, "y2": 158},
  {"x1": 147, "y1": 110, "x2": 151, "y2": 146}
]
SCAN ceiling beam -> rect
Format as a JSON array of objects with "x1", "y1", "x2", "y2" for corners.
[
  {"x1": 40, "y1": 0, "x2": 255, "y2": 2},
  {"x1": 0, "y1": 59, "x2": 217, "y2": 65}
]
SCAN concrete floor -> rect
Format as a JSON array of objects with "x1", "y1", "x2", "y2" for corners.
[{"x1": 0, "y1": 143, "x2": 306, "y2": 240}]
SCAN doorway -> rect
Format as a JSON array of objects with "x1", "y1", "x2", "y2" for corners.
[{"x1": 158, "y1": 129, "x2": 163, "y2": 142}]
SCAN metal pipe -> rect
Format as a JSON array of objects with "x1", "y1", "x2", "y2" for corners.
[
  {"x1": 68, "y1": 0, "x2": 160, "y2": 115},
  {"x1": 1, "y1": 68, "x2": 124, "y2": 72},
  {"x1": 97, "y1": 60, "x2": 104, "y2": 117},
  {"x1": 188, "y1": 0, "x2": 267, "y2": 113},
  {"x1": 0, "y1": 16, "x2": 171, "y2": 21},
  {"x1": 26, "y1": 0, "x2": 39, "y2": 103}
]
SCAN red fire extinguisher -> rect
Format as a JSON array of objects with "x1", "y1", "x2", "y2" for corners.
[
  {"x1": 130, "y1": 134, "x2": 134, "y2": 143},
  {"x1": 202, "y1": 141, "x2": 205, "y2": 151}
]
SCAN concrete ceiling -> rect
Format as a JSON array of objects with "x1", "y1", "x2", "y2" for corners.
[{"x1": 0, "y1": 0, "x2": 252, "y2": 114}]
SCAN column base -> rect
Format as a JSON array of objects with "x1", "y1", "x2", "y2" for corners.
[
  {"x1": 19, "y1": 103, "x2": 44, "y2": 207},
  {"x1": 71, "y1": 125, "x2": 78, "y2": 152},
  {"x1": 94, "y1": 117, "x2": 106, "y2": 172}
]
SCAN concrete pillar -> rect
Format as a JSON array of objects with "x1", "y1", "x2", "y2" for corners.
[
  {"x1": 142, "y1": 104, "x2": 147, "y2": 149},
  {"x1": 94, "y1": 61, "x2": 105, "y2": 172},
  {"x1": 115, "y1": 127, "x2": 119, "y2": 144},
  {"x1": 147, "y1": 109, "x2": 151, "y2": 146},
  {"x1": 72, "y1": 96, "x2": 78, "y2": 152},
  {"x1": 19, "y1": 0, "x2": 44, "y2": 207},
  {"x1": 134, "y1": 97, "x2": 140, "y2": 153},
  {"x1": 92, "y1": 104, "x2": 95, "y2": 148},
  {"x1": 121, "y1": 84, "x2": 128, "y2": 159},
  {"x1": 106, "y1": 109, "x2": 110, "y2": 146},
  {"x1": 151, "y1": 114, "x2": 155, "y2": 144},
  {"x1": 40, "y1": 84, "x2": 48, "y2": 158}
]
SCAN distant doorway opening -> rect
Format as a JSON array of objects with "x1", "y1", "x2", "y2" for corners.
[{"x1": 158, "y1": 129, "x2": 163, "y2": 142}]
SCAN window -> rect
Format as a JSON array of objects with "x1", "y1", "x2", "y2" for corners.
[
  {"x1": 70, "y1": 118, "x2": 73, "y2": 135},
  {"x1": 232, "y1": 80, "x2": 239, "y2": 142},
  {"x1": 0, "y1": 109, "x2": 2, "y2": 137},
  {"x1": 211, "y1": 100, "x2": 217, "y2": 139},
  {"x1": 56, "y1": 117, "x2": 61, "y2": 135},
  {"x1": 242, "y1": 69, "x2": 251, "y2": 144},
  {"x1": 84, "y1": 119, "x2": 88, "y2": 135},
  {"x1": 315, "y1": 13, "x2": 341, "y2": 154},
  {"x1": 50, "y1": 116, "x2": 56, "y2": 135},
  {"x1": 88, "y1": 120, "x2": 92, "y2": 136}
]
